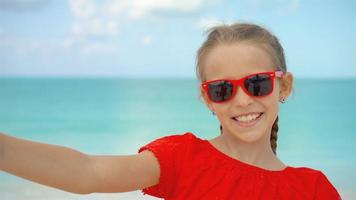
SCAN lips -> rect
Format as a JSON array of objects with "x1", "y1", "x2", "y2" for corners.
[{"x1": 232, "y1": 112, "x2": 264, "y2": 124}]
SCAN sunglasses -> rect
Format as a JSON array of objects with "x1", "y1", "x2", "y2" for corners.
[{"x1": 201, "y1": 71, "x2": 284, "y2": 103}]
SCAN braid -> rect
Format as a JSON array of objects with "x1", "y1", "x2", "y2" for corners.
[{"x1": 271, "y1": 116, "x2": 279, "y2": 155}]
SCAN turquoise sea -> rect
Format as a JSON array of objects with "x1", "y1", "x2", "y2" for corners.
[{"x1": 0, "y1": 77, "x2": 355, "y2": 199}]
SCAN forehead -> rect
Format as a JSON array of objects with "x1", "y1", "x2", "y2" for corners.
[{"x1": 203, "y1": 43, "x2": 275, "y2": 81}]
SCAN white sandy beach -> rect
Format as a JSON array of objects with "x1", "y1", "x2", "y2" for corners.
[
  {"x1": 1, "y1": 180, "x2": 355, "y2": 200},
  {"x1": 0, "y1": 181, "x2": 160, "y2": 200}
]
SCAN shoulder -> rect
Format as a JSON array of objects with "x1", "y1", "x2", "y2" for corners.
[
  {"x1": 312, "y1": 170, "x2": 341, "y2": 199},
  {"x1": 154, "y1": 132, "x2": 197, "y2": 142},
  {"x1": 289, "y1": 166, "x2": 322, "y2": 176},
  {"x1": 138, "y1": 132, "x2": 198, "y2": 153},
  {"x1": 136, "y1": 132, "x2": 200, "y2": 197},
  {"x1": 162, "y1": 132, "x2": 197, "y2": 141},
  {"x1": 137, "y1": 132, "x2": 201, "y2": 172},
  {"x1": 286, "y1": 167, "x2": 341, "y2": 199},
  {"x1": 286, "y1": 166, "x2": 327, "y2": 183}
]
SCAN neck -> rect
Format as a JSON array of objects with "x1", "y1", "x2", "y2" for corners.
[{"x1": 212, "y1": 131, "x2": 283, "y2": 170}]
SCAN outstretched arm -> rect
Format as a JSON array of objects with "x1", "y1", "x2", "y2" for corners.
[{"x1": 0, "y1": 132, "x2": 160, "y2": 194}]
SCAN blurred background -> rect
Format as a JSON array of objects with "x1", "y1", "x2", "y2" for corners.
[{"x1": 0, "y1": 0, "x2": 355, "y2": 199}]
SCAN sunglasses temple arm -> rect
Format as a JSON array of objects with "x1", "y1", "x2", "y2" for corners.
[{"x1": 275, "y1": 71, "x2": 284, "y2": 77}]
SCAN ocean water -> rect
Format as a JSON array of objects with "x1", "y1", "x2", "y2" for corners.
[{"x1": 0, "y1": 77, "x2": 355, "y2": 199}]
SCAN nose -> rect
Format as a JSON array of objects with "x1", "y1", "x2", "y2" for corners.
[{"x1": 231, "y1": 86, "x2": 253, "y2": 107}]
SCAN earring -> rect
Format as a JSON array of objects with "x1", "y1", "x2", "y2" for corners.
[
  {"x1": 212, "y1": 111, "x2": 216, "y2": 115},
  {"x1": 279, "y1": 97, "x2": 286, "y2": 104}
]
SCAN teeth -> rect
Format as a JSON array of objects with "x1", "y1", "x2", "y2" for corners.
[{"x1": 234, "y1": 113, "x2": 261, "y2": 122}]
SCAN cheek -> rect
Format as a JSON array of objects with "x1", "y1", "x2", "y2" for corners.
[
  {"x1": 266, "y1": 92, "x2": 280, "y2": 114},
  {"x1": 270, "y1": 81, "x2": 281, "y2": 101},
  {"x1": 212, "y1": 103, "x2": 229, "y2": 114},
  {"x1": 210, "y1": 103, "x2": 230, "y2": 121},
  {"x1": 275, "y1": 80, "x2": 283, "y2": 96},
  {"x1": 262, "y1": 86, "x2": 280, "y2": 113}
]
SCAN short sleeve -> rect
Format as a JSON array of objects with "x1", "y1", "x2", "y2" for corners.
[
  {"x1": 137, "y1": 133, "x2": 192, "y2": 198},
  {"x1": 314, "y1": 171, "x2": 342, "y2": 200}
]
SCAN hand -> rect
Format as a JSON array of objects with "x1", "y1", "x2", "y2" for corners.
[{"x1": 0, "y1": 132, "x2": 6, "y2": 170}]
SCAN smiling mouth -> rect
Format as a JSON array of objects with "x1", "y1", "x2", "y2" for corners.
[{"x1": 232, "y1": 112, "x2": 264, "y2": 123}]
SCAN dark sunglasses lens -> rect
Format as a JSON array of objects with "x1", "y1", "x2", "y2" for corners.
[
  {"x1": 208, "y1": 81, "x2": 233, "y2": 102},
  {"x1": 244, "y1": 74, "x2": 272, "y2": 96}
]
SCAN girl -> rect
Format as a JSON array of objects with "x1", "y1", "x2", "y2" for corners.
[{"x1": 0, "y1": 23, "x2": 341, "y2": 199}]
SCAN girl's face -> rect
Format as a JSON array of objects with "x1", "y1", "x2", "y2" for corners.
[{"x1": 201, "y1": 42, "x2": 292, "y2": 143}]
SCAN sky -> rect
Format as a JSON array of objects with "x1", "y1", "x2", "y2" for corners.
[{"x1": 0, "y1": 0, "x2": 355, "y2": 78}]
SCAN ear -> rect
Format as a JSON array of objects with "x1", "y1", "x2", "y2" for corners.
[
  {"x1": 279, "y1": 72, "x2": 294, "y2": 99},
  {"x1": 200, "y1": 89, "x2": 215, "y2": 112}
]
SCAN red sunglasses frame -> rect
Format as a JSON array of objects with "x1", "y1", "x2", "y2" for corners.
[{"x1": 201, "y1": 71, "x2": 284, "y2": 103}]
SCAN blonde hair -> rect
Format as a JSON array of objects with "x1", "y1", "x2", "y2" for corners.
[{"x1": 196, "y1": 23, "x2": 287, "y2": 155}]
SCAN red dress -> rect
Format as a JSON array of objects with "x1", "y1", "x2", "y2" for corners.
[{"x1": 138, "y1": 132, "x2": 341, "y2": 200}]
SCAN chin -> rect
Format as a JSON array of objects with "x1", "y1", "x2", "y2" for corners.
[
  {"x1": 225, "y1": 119, "x2": 272, "y2": 143},
  {"x1": 234, "y1": 131, "x2": 267, "y2": 144}
]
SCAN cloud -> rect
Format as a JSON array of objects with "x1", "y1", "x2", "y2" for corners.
[
  {"x1": 273, "y1": 0, "x2": 301, "y2": 15},
  {"x1": 69, "y1": 0, "x2": 120, "y2": 37},
  {"x1": 66, "y1": 0, "x2": 216, "y2": 54},
  {"x1": 195, "y1": 0, "x2": 302, "y2": 28},
  {"x1": 71, "y1": 18, "x2": 120, "y2": 37},
  {"x1": 104, "y1": 0, "x2": 209, "y2": 19},
  {"x1": 196, "y1": 17, "x2": 227, "y2": 31},
  {"x1": 0, "y1": 24, "x2": 116, "y2": 57},
  {"x1": 141, "y1": 35, "x2": 153, "y2": 46},
  {"x1": 0, "y1": 0, "x2": 50, "y2": 12},
  {"x1": 68, "y1": 0, "x2": 215, "y2": 38},
  {"x1": 81, "y1": 42, "x2": 116, "y2": 54},
  {"x1": 69, "y1": 0, "x2": 96, "y2": 18},
  {"x1": 1, "y1": 0, "x2": 218, "y2": 57},
  {"x1": 247, "y1": 0, "x2": 301, "y2": 15},
  {"x1": 0, "y1": 34, "x2": 58, "y2": 56},
  {"x1": 131, "y1": 0, "x2": 209, "y2": 18},
  {"x1": 290, "y1": 0, "x2": 301, "y2": 11}
]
